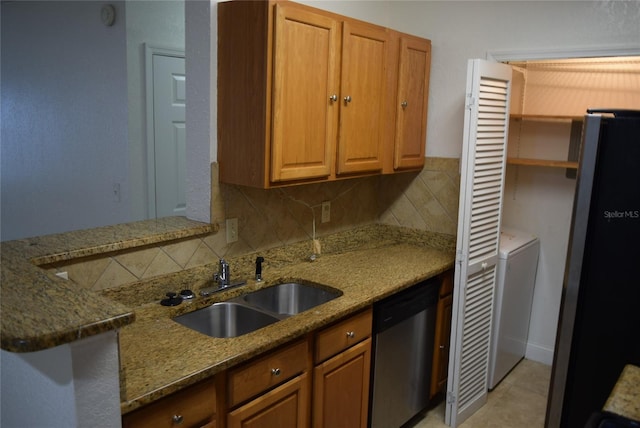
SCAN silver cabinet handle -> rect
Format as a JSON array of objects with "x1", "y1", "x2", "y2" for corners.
[
  {"x1": 346, "y1": 331, "x2": 355, "y2": 338},
  {"x1": 172, "y1": 414, "x2": 184, "y2": 425},
  {"x1": 329, "y1": 94, "x2": 338, "y2": 102},
  {"x1": 401, "y1": 100, "x2": 408, "y2": 108},
  {"x1": 271, "y1": 368, "x2": 281, "y2": 376},
  {"x1": 344, "y1": 95, "x2": 352, "y2": 103},
  {"x1": 440, "y1": 345, "x2": 445, "y2": 349}
]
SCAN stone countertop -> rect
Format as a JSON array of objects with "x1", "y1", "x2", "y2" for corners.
[
  {"x1": 1, "y1": 217, "x2": 216, "y2": 352},
  {"x1": 113, "y1": 233, "x2": 455, "y2": 414},
  {"x1": 604, "y1": 364, "x2": 640, "y2": 422}
]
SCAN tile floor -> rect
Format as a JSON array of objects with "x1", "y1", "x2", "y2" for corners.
[{"x1": 412, "y1": 359, "x2": 552, "y2": 428}]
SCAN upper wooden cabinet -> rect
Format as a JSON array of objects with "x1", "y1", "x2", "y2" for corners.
[
  {"x1": 218, "y1": 0, "x2": 430, "y2": 188},
  {"x1": 393, "y1": 34, "x2": 431, "y2": 171},
  {"x1": 336, "y1": 21, "x2": 390, "y2": 175},
  {"x1": 271, "y1": 4, "x2": 340, "y2": 182}
]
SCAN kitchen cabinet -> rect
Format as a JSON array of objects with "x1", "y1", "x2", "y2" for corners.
[
  {"x1": 122, "y1": 378, "x2": 217, "y2": 428},
  {"x1": 392, "y1": 34, "x2": 431, "y2": 171},
  {"x1": 225, "y1": 339, "x2": 310, "y2": 427},
  {"x1": 430, "y1": 270, "x2": 454, "y2": 398},
  {"x1": 218, "y1": 0, "x2": 430, "y2": 188},
  {"x1": 227, "y1": 373, "x2": 310, "y2": 428},
  {"x1": 313, "y1": 308, "x2": 372, "y2": 428}
]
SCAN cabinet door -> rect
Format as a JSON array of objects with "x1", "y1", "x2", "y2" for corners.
[
  {"x1": 431, "y1": 293, "x2": 453, "y2": 398},
  {"x1": 394, "y1": 35, "x2": 431, "y2": 170},
  {"x1": 313, "y1": 338, "x2": 371, "y2": 428},
  {"x1": 337, "y1": 21, "x2": 390, "y2": 175},
  {"x1": 271, "y1": 4, "x2": 340, "y2": 182},
  {"x1": 227, "y1": 373, "x2": 310, "y2": 428}
]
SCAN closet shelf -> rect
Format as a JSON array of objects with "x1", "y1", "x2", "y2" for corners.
[
  {"x1": 507, "y1": 157, "x2": 578, "y2": 169},
  {"x1": 510, "y1": 114, "x2": 583, "y2": 121}
]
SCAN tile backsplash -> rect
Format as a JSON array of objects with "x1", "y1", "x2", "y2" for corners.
[
  {"x1": 50, "y1": 157, "x2": 459, "y2": 291},
  {"x1": 215, "y1": 156, "x2": 460, "y2": 256}
]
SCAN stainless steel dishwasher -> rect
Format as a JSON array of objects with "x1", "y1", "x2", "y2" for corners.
[{"x1": 369, "y1": 278, "x2": 439, "y2": 428}]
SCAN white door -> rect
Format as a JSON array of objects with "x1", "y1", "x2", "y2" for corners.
[
  {"x1": 446, "y1": 59, "x2": 512, "y2": 427},
  {"x1": 151, "y1": 54, "x2": 186, "y2": 218}
]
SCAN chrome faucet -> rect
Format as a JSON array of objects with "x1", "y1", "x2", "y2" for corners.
[
  {"x1": 200, "y1": 259, "x2": 247, "y2": 297},
  {"x1": 216, "y1": 259, "x2": 230, "y2": 288}
]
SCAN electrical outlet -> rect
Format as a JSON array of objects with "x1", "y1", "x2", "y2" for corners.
[
  {"x1": 321, "y1": 201, "x2": 331, "y2": 223},
  {"x1": 226, "y1": 218, "x2": 238, "y2": 243}
]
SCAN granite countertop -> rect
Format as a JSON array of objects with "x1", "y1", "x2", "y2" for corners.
[
  {"x1": 1, "y1": 216, "x2": 455, "y2": 415},
  {"x1": 108, "y1": 226, "x2": 455, "y2": 414},
  {"x1": 0, "y1": 217, "x2": 216, "y2": 352},
  {"x1": 604, "y1": 364, "x2": 640, "y2": 422}
]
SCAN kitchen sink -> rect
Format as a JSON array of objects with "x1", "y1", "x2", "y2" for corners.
[
  {"x1": 241, "y1": 282, "x2": 342, "y2": 316},
  {"x1": 173, "y1": 282, "x2": 341, "y2": 338},
  {"x1": 173, "y1": 302, "x2": 279, "y2": 338}
]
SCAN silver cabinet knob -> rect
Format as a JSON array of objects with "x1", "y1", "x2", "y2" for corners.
[
  {"x1": 344, "y1": 95, "x2": 352, "y2": 103},
  {"x1": 401, "y1": 100, "x2": 408, "y2": 108},
  {"x1": 271, "y1": 368, "x2": 281, "y2": 376},
  {"x1": 346, "y1": 331, "x2": 355, "y2": 338},
  {"x1": 172, "y1": 414, "x2": 184, "y2": 425},
  {"x1": 440, "y1": 345, "x2": 445, "y2": 349},
  {"x1": 329, "y1": 94, "x2": 338, "y2": 102}
]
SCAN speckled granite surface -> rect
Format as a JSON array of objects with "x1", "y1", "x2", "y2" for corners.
[
  {"x1": 109, "y1": 224, "x2": 455, "y2": 414},
  {"x1": 1, "y1": 216, "x2": 455, "y2": 414},
  {"x1": 1, "y1": 217, "x2": 216, "y2": 352},
  {"x1": 604, "y1": 364, "x2": 640, "y2": 421}
]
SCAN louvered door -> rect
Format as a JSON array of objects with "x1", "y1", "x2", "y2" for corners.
[{"x1": 446, "y1": 59, "x2": 512, "y2": 427}]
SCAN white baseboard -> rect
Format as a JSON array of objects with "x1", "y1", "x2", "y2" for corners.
[{"x1": 525, "y1": 342, "x2": 554, "y2": 365}]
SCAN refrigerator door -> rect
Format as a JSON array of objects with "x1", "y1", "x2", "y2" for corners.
[{"x1": 546, "y1": 112, "x2": 640, "y2": 428}]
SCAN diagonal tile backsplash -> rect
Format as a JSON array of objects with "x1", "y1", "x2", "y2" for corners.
[{"x1": 48, "y1": 157, "x2": 459, "y2": 291}]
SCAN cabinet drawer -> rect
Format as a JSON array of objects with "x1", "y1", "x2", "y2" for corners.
[
  {"x1": 122, "y1": 378, "x2": 216, "y2": 428},
  {"x1": 315, "y1": 308, "x2": 372, "y2": 363},
  {"x1": 228, "y1": 339, "x2": 309, "y2": 407}
]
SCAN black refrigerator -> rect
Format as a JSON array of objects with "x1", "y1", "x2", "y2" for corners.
[{"x1": 545, "y1": 110, "x2": 640, "y2": 428}]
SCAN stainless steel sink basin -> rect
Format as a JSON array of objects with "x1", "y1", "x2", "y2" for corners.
[
  {"x1": 173, "y1": 282, "x2": 341, "y2": 338},
  {"x1": 173, "y1": 302, "x2": 279, "y2": 338},
  {"x1": 241, "y1": 282, "x2": 341, "y2": 316}
]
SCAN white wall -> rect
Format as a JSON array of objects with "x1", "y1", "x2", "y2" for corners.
[
  {"x1": 185, "y1": 0, "x2": 214, "y2": 224},
  {"x1": 1, "y1": 1, "x2": 130, "y2": 241},
  {"x1": 126, "y1": 0, "x2": 185, "y2": 221},
  {"x1": 502, "y1": 121, "x2": 578, "y2": 364},
  {"x1": 1, "y1": 332, "x2": 121, "y2": 428}
]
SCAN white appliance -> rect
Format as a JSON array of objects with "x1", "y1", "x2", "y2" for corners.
[{"x1": 488, "y1": 227, "x2": 539, "y2": 389}]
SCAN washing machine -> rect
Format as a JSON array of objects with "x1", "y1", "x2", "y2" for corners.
[{"x1": 488, "y1": 227, "x2": 540, "y2": 389}]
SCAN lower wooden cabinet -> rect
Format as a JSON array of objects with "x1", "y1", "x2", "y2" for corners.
[
  {"x1": 122, "y1": 378, "x2": 216, "y2": 428},
  {"x1": 312, "y1": 338, "x2": 371, "y2": 428},
  {"x1": 227, "y1": 339, "x2": 309, "y2": 408},
  {"x1": 123, "y1": 307, "x2": 380, "y2": 428},
  {"x1": 430, "y1": 269, "x2": 454, "y2": 398},
  {"x1": 227, "y1": 373, "x2": 310, "y2": 428}
]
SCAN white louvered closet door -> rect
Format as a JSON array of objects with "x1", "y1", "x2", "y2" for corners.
[{"x1": 445, "y1": 59, "x2": 512, "y2": 427}]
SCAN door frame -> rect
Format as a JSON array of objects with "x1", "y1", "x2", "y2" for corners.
[
  {"x1": 470, "y1": 43, "x2": 640, "y2": 428},
  {"x1": 486, "y1": 43, "x2": 640, "y2": 62},
  {"x1": 144, "y1": 44, "x2": 185, "y2": 218}
]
